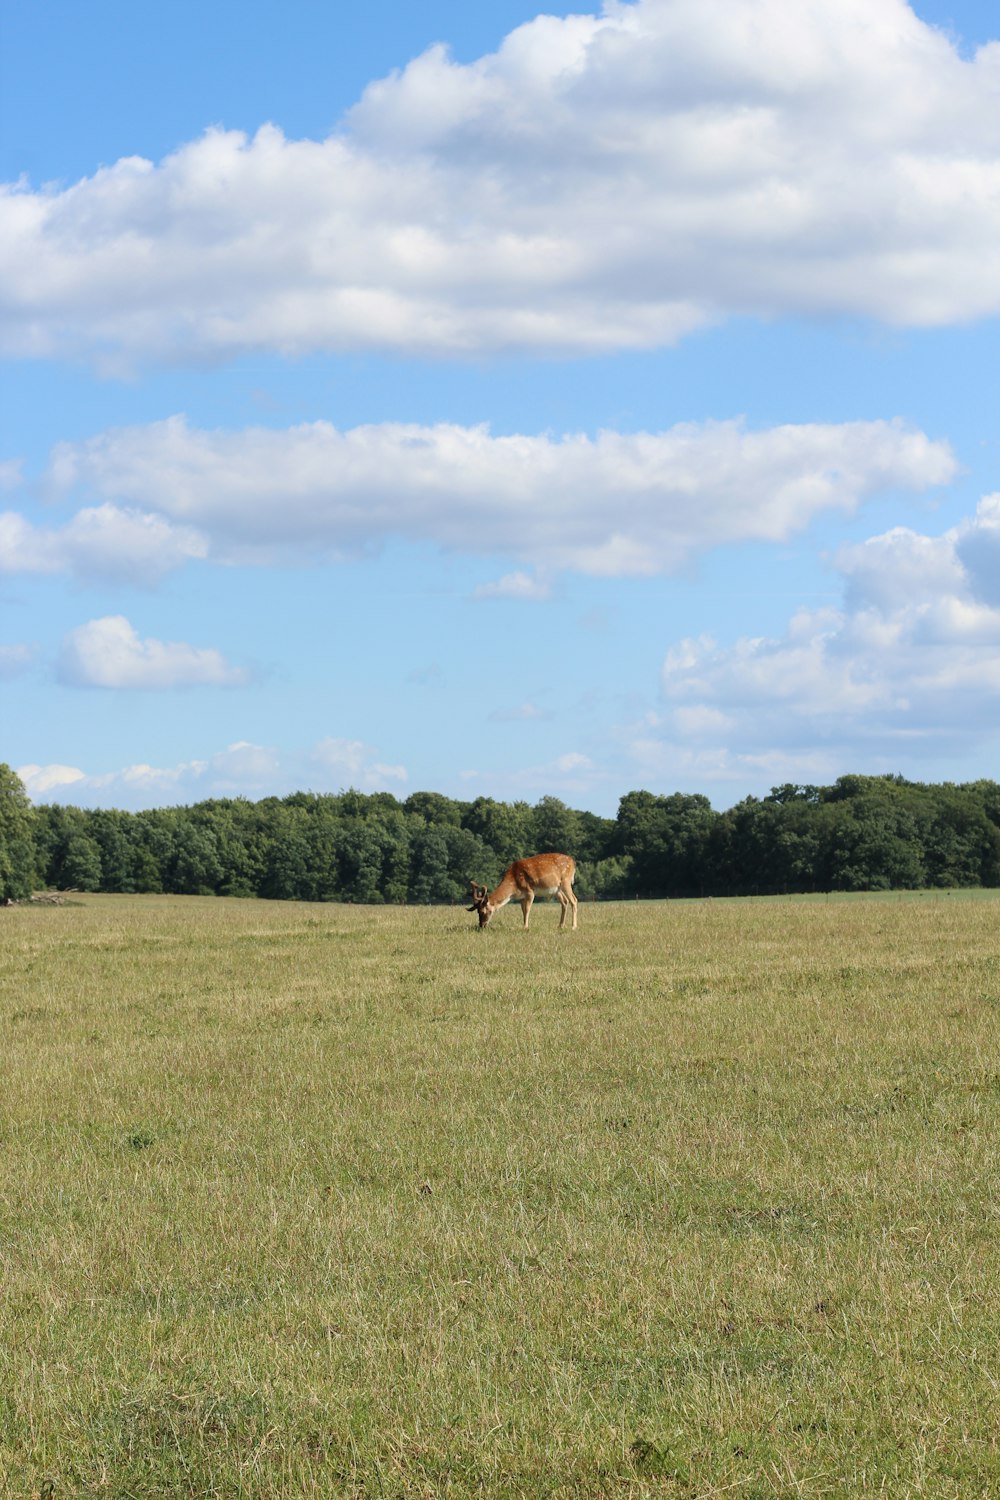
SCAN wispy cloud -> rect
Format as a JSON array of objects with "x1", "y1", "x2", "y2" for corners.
[
  {"x1": 488, "y1": 700, "x2": 547, "y2": 722},
  {"x1": 0, "y1": 460, "x2": 24, "y2": 492},
  {"x1": 456, "y1": 748, "x2": 601, "y2": 800},
  {"x1": 406, "y1": 662, "x2": 443, "y2": 687},
  {"x1": 311, "y1": 736, "x2": 408, "y2": 786},
  {"x1": 18, "y1": 735, "x2": 410, "y2": 808},
  {"x1": 0, "y1": 642, "x2": 36, "y2": 679},
  {"x1": 553, "y1": 752, "x2": 594, "y2": 774}
]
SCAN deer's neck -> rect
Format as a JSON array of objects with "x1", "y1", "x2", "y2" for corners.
[{"x1": 489, "y1": 872, "x2": 519, "y2": 908}]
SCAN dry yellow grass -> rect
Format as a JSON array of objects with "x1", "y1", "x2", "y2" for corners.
[{"x1": 2, "y1": 892, "x2": 999, "y2": 1497}]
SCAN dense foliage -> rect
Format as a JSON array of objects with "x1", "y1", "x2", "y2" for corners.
[
  {"x1": 0, "y1": 763, "x2": 37, "y2": 903},
  {"x1": 5, "y1": 763, "x2": 1000, "y2": 902}
]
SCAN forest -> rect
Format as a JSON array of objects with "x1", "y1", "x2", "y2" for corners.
[{"x1": 3, "y1": 762, "x2": 1000, "y2": 905}]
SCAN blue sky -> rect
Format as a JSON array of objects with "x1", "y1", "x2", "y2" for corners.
[{"x1": 1, "y1": 0, "x2": 998, "y2": 816}]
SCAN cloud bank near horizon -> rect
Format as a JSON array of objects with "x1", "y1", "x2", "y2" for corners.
[
  {"x1": 16, "y1": 735, "x2": 410, "y2": 809},
  {"x1": 2, "y1": 0, "x2": 999, "y2": 368},
  {"x1": 647, "y1": 495, "x2": 1000, "y2": 781}
]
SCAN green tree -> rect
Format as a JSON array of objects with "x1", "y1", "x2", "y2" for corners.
[
  {"x1": 61, "y1": 832, "x2": 103, "y2": 892},
  {"x1": 461, "y1": 798, "x2": 533, "y2": 865},
  {"x1": 0, "y1": 764, "x2": 37, "y2": 902},
  {"x1": 199, "y1": 800, "x2": 268, "y2": 897},
  {"x1": 444, "y1": 826, "x2": 501, "y2": 901},
  {"x1": 378, "y1": 811, "x2": 413, "y2": 904},
  {"x1": 823, "y1": 791, "x2": 924, "y2": 891},
  {"x1": 132, "y1": 845, "x2": 164, "y2": 894},
  {"x1": 723, "y1": 795, "x2": 827, "y2": 895},
  {"x1": 89, "y1": 809, "x2": 135, "y2": 892},
  {"x1": 575, "y1": 809, "x2": 616, "y2": 864},
  {"x1": 404, "y1": 791, "x2": 464, "y2": 827},
  {"x1": 338, "y1": 821, "x2": 386, "y2": 903},
  {"x1": 577, "y1": 855, "x2": 633, "y2": 900},
  {"x1": 132, "y1": 810, "x2": 176, "y2": 894},
  {"x1": 614, "y1": 790, "x2": 717, "y2": 897},
  {"x1": 302, "y1": 809, "x2": 343, "y2": 901},
  {"x1": 32, "y1": 803, "x2": 87, "y2": 889},
  {"x1": 531, "y1": 795, "x2": 581, "y2": 856},
  {"x1": 168, "y1": 817, "x2": 224, "y2": 896},
  {"x1": 915, "y1": 784, "x2": 1000, "y2": 888},
  {"x1": 410, "y1": 825, "x2": 455, "y2": 903}
]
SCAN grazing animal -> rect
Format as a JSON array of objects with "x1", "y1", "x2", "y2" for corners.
[{"x1": 468, "y1": 852, "x2": 578, "y2": 930}]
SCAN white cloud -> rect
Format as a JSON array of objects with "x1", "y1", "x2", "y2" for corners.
[
  {"x1": 38, "y1": 413, "x2": 956, "y2": 578},
  {"x1": 954, "y1": 493, "x2": 1000, "y2": 606},
  {"x1": 2, "y1": 0, "x2": 998, "y2": 366},
  {"x1": 367, "y1": 762, "x2": 408, "y2": 785},
  {"x1": 651, "y1": 495, "x2": 1000, "y2": 778},
  {"x1": 837, "y1": 525, "x2": 966, "y2": 613},
  {"x1": 207, "y1": 740, "x2": 282, "y2": 791},
  {"x1": 310, "y1": 737, "x2": 368, "y2": 780},
  {"x1": 16, "y1": 763, "x2": 87, "y2": 796},
  {"x1": 0, "y1": 503, "x2": 207, "y2": 583},
  {"x1": 673, "y1": 704, "x2": 735, "y2": 737},
  {"x1": 553, "y1": 752, "x2": 595, "y2": 773},
  {"x1": 56, "y1": 615, "x2": 248, "y2": 689},
  {"x1": 310, "y1": 737, "x2": 408, "y2": 789},
  {"x1": 475, "y1": 570, "x2": 552, "y2": 600},
  {"x1": 18, "y1": 736, "x2": 409, "y2": 807},
  {"x1": 16, "y1": 756, "x2": 213, "y2": 804},
  {"x1": 455, "y1": 748, "x2": 604, "y2": 802},
  {"x1": 625, "y1": 734, "x2": 842, "y2": 792}
]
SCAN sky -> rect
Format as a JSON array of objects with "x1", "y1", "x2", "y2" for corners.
[{"x1": 1, "y1": 0, "x2": 998, "y2": 817}]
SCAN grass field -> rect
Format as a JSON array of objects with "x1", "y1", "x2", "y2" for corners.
[{"x1": 2, "y1": 891, "x2": 1000, "y2": 1498}]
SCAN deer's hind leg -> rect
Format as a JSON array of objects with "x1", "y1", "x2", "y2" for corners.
[
  {"x1": 559, "y1": 878, "x2": 578, "y2": 929},
  {"x1": 521, "y1": 891, "x2": 534, "y2": 927}
]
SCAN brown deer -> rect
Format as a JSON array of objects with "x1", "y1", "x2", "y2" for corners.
[{"x1": 468, "y1": 852, "x2": 578, "y2": 929}]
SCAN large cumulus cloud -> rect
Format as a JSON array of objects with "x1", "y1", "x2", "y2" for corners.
[{"x1": 2, "y1": 0, "x2": 998, "y2": 366}]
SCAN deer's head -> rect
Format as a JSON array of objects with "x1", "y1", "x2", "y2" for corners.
[{"x1": 467, "y1": 880, "x2": 494, "y2": 928}]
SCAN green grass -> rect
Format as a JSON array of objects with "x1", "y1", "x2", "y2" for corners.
[{"x1": 2, "y1": 892, "x2": 1000, "y2": 1498}]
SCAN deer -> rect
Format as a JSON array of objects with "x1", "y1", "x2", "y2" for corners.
[{"x1": 467, "y1": 852, "x2": 578, "y2": 930}]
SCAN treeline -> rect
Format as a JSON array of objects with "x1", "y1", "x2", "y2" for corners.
[{"x1": 3, "y1": 765, "x2": 1000, "y2": 904}]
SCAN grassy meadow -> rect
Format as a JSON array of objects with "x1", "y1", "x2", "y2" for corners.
[{"x1": 2, "y1": 891, "x2": 1000, "y2": 1498}]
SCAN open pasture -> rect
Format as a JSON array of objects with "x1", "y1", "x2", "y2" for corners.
[{"x1": 2, "y1": 892, "x2": 1000, "y2": 1498}]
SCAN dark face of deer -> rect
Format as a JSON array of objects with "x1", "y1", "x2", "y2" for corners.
[{"x1": 467, "y1": 881, "x2": 494, "y2": 927}]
